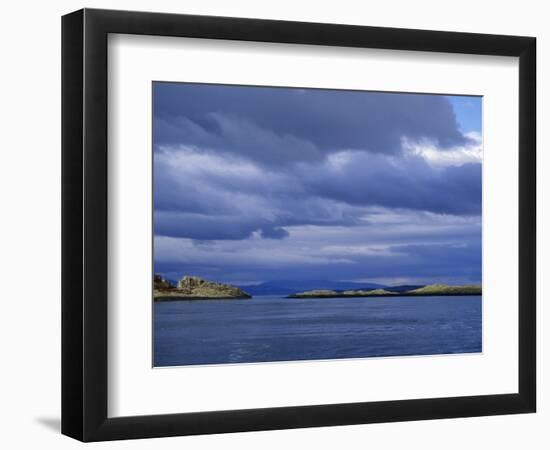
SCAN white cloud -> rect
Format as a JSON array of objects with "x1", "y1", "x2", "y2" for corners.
[{"x1": 401, "y1": 131, "x2": 482, "y2": 168}]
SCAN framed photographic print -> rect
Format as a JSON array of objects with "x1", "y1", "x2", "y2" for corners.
[{"x1": 61, "y1": 8, "x2": 536, "y2": 441}]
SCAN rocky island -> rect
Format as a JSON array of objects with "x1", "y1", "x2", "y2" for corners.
[
  {"x1": 154, "y1": 275, "x2": 252, "y2": 301},
  {"x1": 288, "y1": 284, "x2": 481, "y2": 299}
]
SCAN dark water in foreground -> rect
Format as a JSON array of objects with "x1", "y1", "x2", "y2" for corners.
[{"x1": 154, "y1": 295, "x2": 481, "y2": 367}]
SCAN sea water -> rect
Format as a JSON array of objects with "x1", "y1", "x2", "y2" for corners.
[{"x1": 154, "y1": 295, "x2": 481, "y2": 367}]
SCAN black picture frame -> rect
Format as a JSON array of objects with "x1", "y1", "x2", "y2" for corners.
[{"x1": 62, "y1": 8, "x2": 536, "y2": 442}]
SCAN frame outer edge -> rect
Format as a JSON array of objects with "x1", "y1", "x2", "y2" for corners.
[
  {"x1": 518, "y1": 37, "x2": 536, "y2": 412},
  {"x1": 61, "y1": 9, "x2": 85, "y2": 441},
  {"x1": 82, "y1": 8, "x2": 110, "y2": 441}
]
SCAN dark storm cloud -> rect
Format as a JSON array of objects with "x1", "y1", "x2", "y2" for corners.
[
  {"x1": 153, "y1": 82, "x2": 469, "y2": 165},
  {"x1": 260, "y1": 226, "x2": 290, "y2": 239},
  {"x1": 272, "y1": 241, "x2": 482, "y2": 282},
  {"x1": 153, "y1": 148, "x2": 481, "y2": 241},
  {"x1": 154, "y1": 234, "x2": 482, "y2": 286},
  {"x1": 152, "y1": 83, "x2": 482, "y2": 284},
  {"x1": 154, "y1": 211, "x2": 261, "y2": 240},
  {"x1": 153, "y1": 148, "x2": 363, "y2": 240},
  {"x1": 302, "y1": 152, "x2": 482, "y2": 216}
]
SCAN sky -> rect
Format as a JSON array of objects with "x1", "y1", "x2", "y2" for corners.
[{"x1": 153, "y1": 83, "x2": 482, "y2": 286}]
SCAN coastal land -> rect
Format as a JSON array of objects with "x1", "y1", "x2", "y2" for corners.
[
  {"x1": 154, "y1": 275, "x2": 251, "y2": 301},
  {"x1": 287, "y1": 284, "x2": 481, "y2": 298},
  {"x1": 153, "y1": 274, "x2": 481, "y2": 301}
]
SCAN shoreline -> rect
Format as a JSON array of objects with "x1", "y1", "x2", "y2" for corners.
[
  {"x1": 154, "y1": 295, "x2": 251, "y2": 302},
  {"x1": 287, "y1": 292, "x2": 481, "y2": 299},
  {"x1": 153, "y1": 292, "x2": 482, "y2": 301}
]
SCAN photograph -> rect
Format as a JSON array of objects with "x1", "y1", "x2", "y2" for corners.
[{"x1": 152, "y1": 82, "x2": 483, "y2": 367}]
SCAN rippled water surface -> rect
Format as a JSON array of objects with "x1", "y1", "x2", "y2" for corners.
[{"x1": 154, "y1": 295, "x2": 481, "y2": 367}]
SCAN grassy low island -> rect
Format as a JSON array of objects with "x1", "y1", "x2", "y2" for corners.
[{"x1": 287, "y1": 284, "x2": 481, "y2": 299}]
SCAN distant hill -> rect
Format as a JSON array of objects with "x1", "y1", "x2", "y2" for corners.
[{"x1": 237, "y1": 280, "x2": 386, "y2": 296}]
